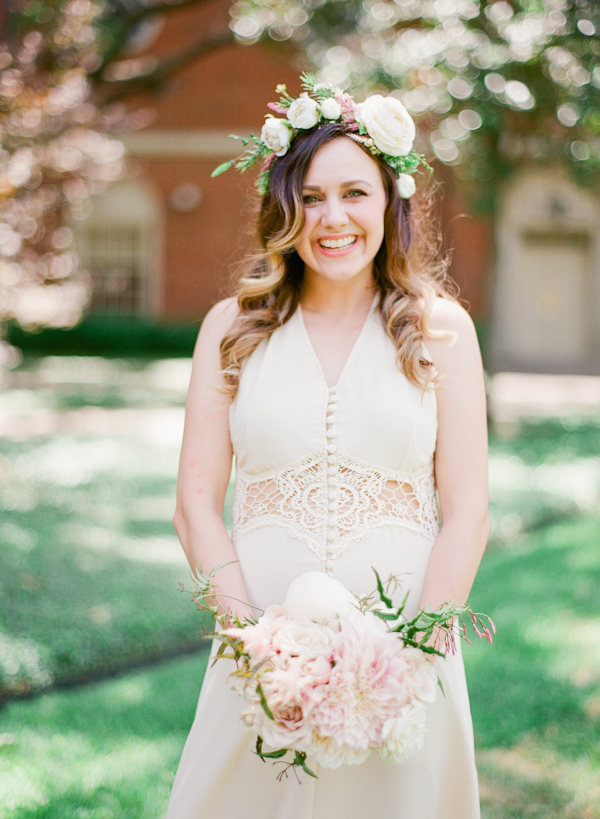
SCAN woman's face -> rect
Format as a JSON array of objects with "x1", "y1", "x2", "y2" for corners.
[{"x1": 295, "y1": 137, "x2": 387, "y2": 288}]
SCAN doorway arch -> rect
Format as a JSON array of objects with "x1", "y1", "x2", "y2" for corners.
[{"x1": 491, "y1": 169, "x2": 600, "y2": 373}]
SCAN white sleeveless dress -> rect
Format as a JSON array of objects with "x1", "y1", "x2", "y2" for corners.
[{"x1": 166, "y1": 293, "x2": 480, "y2": 819}]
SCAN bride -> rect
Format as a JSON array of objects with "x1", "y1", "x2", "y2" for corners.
[{"x1": 166, "y1": 77, "x2": 490, "y2": 818}]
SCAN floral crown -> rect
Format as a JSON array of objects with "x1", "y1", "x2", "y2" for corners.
[{"x1": 212, "y1": 73, "x2": 431, "y2": 199}]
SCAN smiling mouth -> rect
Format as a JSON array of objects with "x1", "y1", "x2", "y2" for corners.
[{"x1": 318, "y1": 236, "x2": 358, "y2": 250}]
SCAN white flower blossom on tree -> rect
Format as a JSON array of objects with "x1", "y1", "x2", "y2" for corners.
[{"x1": 229, "y1": 0, "x2": 600, "y2": 211}]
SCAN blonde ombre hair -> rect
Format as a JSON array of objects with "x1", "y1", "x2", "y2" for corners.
[{"x1": 219, "y1": 122, "x2": 456, "y2": 397}]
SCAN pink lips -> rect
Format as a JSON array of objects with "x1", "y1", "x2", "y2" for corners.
[{"x1": 315, "y1": 235, "x2": 359, "y2": 257}]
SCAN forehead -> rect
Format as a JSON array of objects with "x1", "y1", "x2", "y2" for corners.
[{"x1": 304, "y1": 137, "x2": 382, "y2": 187}]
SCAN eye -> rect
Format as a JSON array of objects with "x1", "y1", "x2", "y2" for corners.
[
  {"x1": 344, "y1": 189, "x2": 366, "y2": 199},
  {"x1": 302, "y1": 194, "x2": 320, "y2": 205}
]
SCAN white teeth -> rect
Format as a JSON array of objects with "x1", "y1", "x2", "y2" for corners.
[{"x1": 319, "y1": 236, "x2": 357, "y2": 249}]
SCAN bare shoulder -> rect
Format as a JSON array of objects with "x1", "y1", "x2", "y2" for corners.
[
  {"x1": 424, "y1": 297, "x2": 483, "y2": 379},
  {"x1": 426, "y1": 297, "x2": 476, "y2": 338},
  {"x1": 200, "y1": 296, "x2": 240, "y2": 338},
  {"x1": 193, "y1": 297, "x2": 240, "y2": 354}
]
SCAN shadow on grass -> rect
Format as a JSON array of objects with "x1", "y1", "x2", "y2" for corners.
[
  {"x1": 466, "y1": 515, "x2": 600, "y2": 759},
  {"x1": 0, "y1": 654, "x2": 209, "y2": 819},
  {"x1": 478, "y1": 756, "x2": 591, "y2": 819}
]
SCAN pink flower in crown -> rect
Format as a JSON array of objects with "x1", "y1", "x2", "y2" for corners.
[
  {"x1": 267, "y1": 101, "x2": 289, "y2": 116},
  {"x1": 261, "y1": 152, "x2": 277, "y2": 174},
  {"x1": 336, "y1": 90, "x2": 357, "y2": 116},
  {"x1": 306, "y1": 614, "x2": 413, "y2": 752},
  {"x1": 336, "y1": 91, "x2": 360, "y2": 131}
]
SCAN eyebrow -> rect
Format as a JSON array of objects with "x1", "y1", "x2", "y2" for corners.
[{"x1": 302, "y1": 179, "x2": 374, "y2": 190}]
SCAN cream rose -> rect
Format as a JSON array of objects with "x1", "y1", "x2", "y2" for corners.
[
  {"x1": 356, "y1": 95, "x2": 415, "y2": 157},
  {"x1": 378, "y1": 702, "x2": 427, "y2": 763},
  {"x1": 287, "y1": 92, "x2": 320, "y2": 129},
  {"x1": 260, "y1": 117, "x2": 291, "y2": 156},
  {"x1": 257, "y1": 669, "x2": 313, "y2": 750},
  {"x1": 320, "y1": 97, "x2": 342, "y2": 120},
  {"x1": 402, "y1": 646, "x2": 438, "y2": 703},
  {"x1": 397, "y1": 173, "x2": 416, "y2": 199},
  {"x1": 275, "y1": 621, "x2": 336, "y2": 658},
  {"x1": 284, "y1": 571, "x2": 356, "y2": 622}
]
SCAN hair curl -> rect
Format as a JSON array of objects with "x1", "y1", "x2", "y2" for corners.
[{"x1": 219, "y1": 122, "x2": 456, "y2": 397}]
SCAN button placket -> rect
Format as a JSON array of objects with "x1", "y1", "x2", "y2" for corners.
[{"x1": 324, "y1": 386, "x2": 338, "y2": 576}]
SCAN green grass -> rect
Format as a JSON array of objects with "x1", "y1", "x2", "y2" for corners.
[
  {"x1": 0, "y1": 654, "x2": 208, "y2": 819},
  {"x1": 1, "y1": 515, "x2": 599, "y2": 819},
  {"x1": 488, "y1": 417, "x2": 600, "y2": 541},
  {"x1": 0, "y1": 356, "x2": 231, "y2": 701},
  {"x1": 0, "y1": 427, "x2": 212, "y2": 701},
  {"x1": 1, "y1": 354, "x2": 600, "y2": 818},
  {"x1": 466, "y1": 515, "x2": 600, "y2": 819},
  {"x1": 1, "y1": 357, "x2": 599, "y2": 700}
]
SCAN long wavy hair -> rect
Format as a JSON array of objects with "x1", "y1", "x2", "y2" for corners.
[{"x1": 219, "y1": 121, "x2": 456, "y2": 397}]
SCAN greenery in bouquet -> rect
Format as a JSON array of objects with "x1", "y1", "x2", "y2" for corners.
[{"x1": 184, "y1": 566, "x2": 494, "y2": 780}]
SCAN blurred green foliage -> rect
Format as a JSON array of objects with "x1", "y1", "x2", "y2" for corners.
[{"x1": 6, "y1": 315, "x2": 200, "y2": 358}]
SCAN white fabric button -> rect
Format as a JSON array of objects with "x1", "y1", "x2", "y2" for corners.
[
  {"x1": 325, "y1": 569, "x2": 333, "y2": 577},
  {"x1": 325, "y1": 559, "x2": 334, "y2": 570},
  {"x1": 327, "y1": 413, "x2": 336, "y2": 424},
  {"x1": 328, "y1": 502, "x2": 337, "y2": 511},
  {"x1": 327, "y1": 530, "x2": 335, "y2": 541},
  {"x1": 327, "y1": 444, "x2": 336, "y2": 454},
  {"x1": 326, "y1": 429, "x2": 335, "y2": 439},
  {"x1": 328, "y1": 466, "x2": 336, "y2": 477},
  {"x1": 327, "y1": 455, "x2": 336, "y2": 464},
  {"x1": 328, "y1": 394, "x2": 338, "y2": 403}
]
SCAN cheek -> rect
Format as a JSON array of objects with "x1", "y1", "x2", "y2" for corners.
[
  {"x1": 364, "y1": 204, "x2": 386, "y2": 246},
  {"x1": 297, "y1": 213, "x2": 317, "y2": 253}
]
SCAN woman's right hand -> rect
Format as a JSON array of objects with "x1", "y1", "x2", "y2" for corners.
[{"x1": 173, "y1": 297, "x2": 253, "y2": 624}]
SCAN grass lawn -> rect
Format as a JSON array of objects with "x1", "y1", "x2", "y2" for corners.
[
  {"x1": 0, "y1": 654, "x2": 209, "y2": 819},
  {"x1": 1, "y1": 355, "x2": 599, "y2": 817},
  {"x1": 0, "y1": 357, "x2": 227, "y2": 701},
  {"x1": 1, "y1": 514, "x2": 599, "y2": 819}
]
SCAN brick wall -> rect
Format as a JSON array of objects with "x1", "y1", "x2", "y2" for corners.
[{"x1": 126, "y1": 0, "x2": 492, "y2": 320}]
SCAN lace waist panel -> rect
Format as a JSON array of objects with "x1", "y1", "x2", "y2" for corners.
[{"x1": 232, "y1": 450, "x2": 440, "y2": 562}]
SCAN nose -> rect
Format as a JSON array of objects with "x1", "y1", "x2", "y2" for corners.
[{"x1": 320, "y1": 196, "x2": 349, "y2": 231}]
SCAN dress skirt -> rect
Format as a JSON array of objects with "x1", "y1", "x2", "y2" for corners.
[{"x1": 165, "y1": 523, "x2": 481, "y2": 819}]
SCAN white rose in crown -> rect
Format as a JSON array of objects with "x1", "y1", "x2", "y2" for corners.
[
  {"x1": 320, "y1": 97, "x2": 342, "y2": 120},
  {"x1": 284, "y1": 571, "x2": 356, "y2": 621},
  {"x1": 356, "y1": 95, "x2": 416, "y2": 157},
  {"x1": 261, "y1": 116, "x2": 292, "y2": 156},
  {"x1": 288, "y1": 92, "x2": 321, "y2": 129},
  {"x1": 397, "y1": 173, "x2": 416, "y2": 199}
]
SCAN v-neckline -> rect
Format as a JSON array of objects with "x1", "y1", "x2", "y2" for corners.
[{"x1": 297, "y1": 292, "x2": 379, "y2": 390}]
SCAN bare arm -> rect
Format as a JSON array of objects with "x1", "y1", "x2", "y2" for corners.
[
  {"x1": 173, "y1": 297, "x2": 254, "y2": 623},
  {"x1": 419, "y1": 298, "x2": 491, "y2": 613}
]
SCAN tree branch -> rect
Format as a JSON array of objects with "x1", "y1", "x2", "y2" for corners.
[
  {"x1": 91, "y1": 0, "x2": 226, "y2": 78},
  {"x1": 96, "y1": 27, "x2": 235, "y2": 104}
]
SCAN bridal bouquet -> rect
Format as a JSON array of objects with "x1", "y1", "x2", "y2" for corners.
[{"x1": 187, "y1": 568, "x2": 494, "y2": 779}]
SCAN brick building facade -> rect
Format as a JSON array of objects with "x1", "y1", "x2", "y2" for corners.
[{"x1": 82, "y1": 0, "x2": 600, "y2": 373}]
